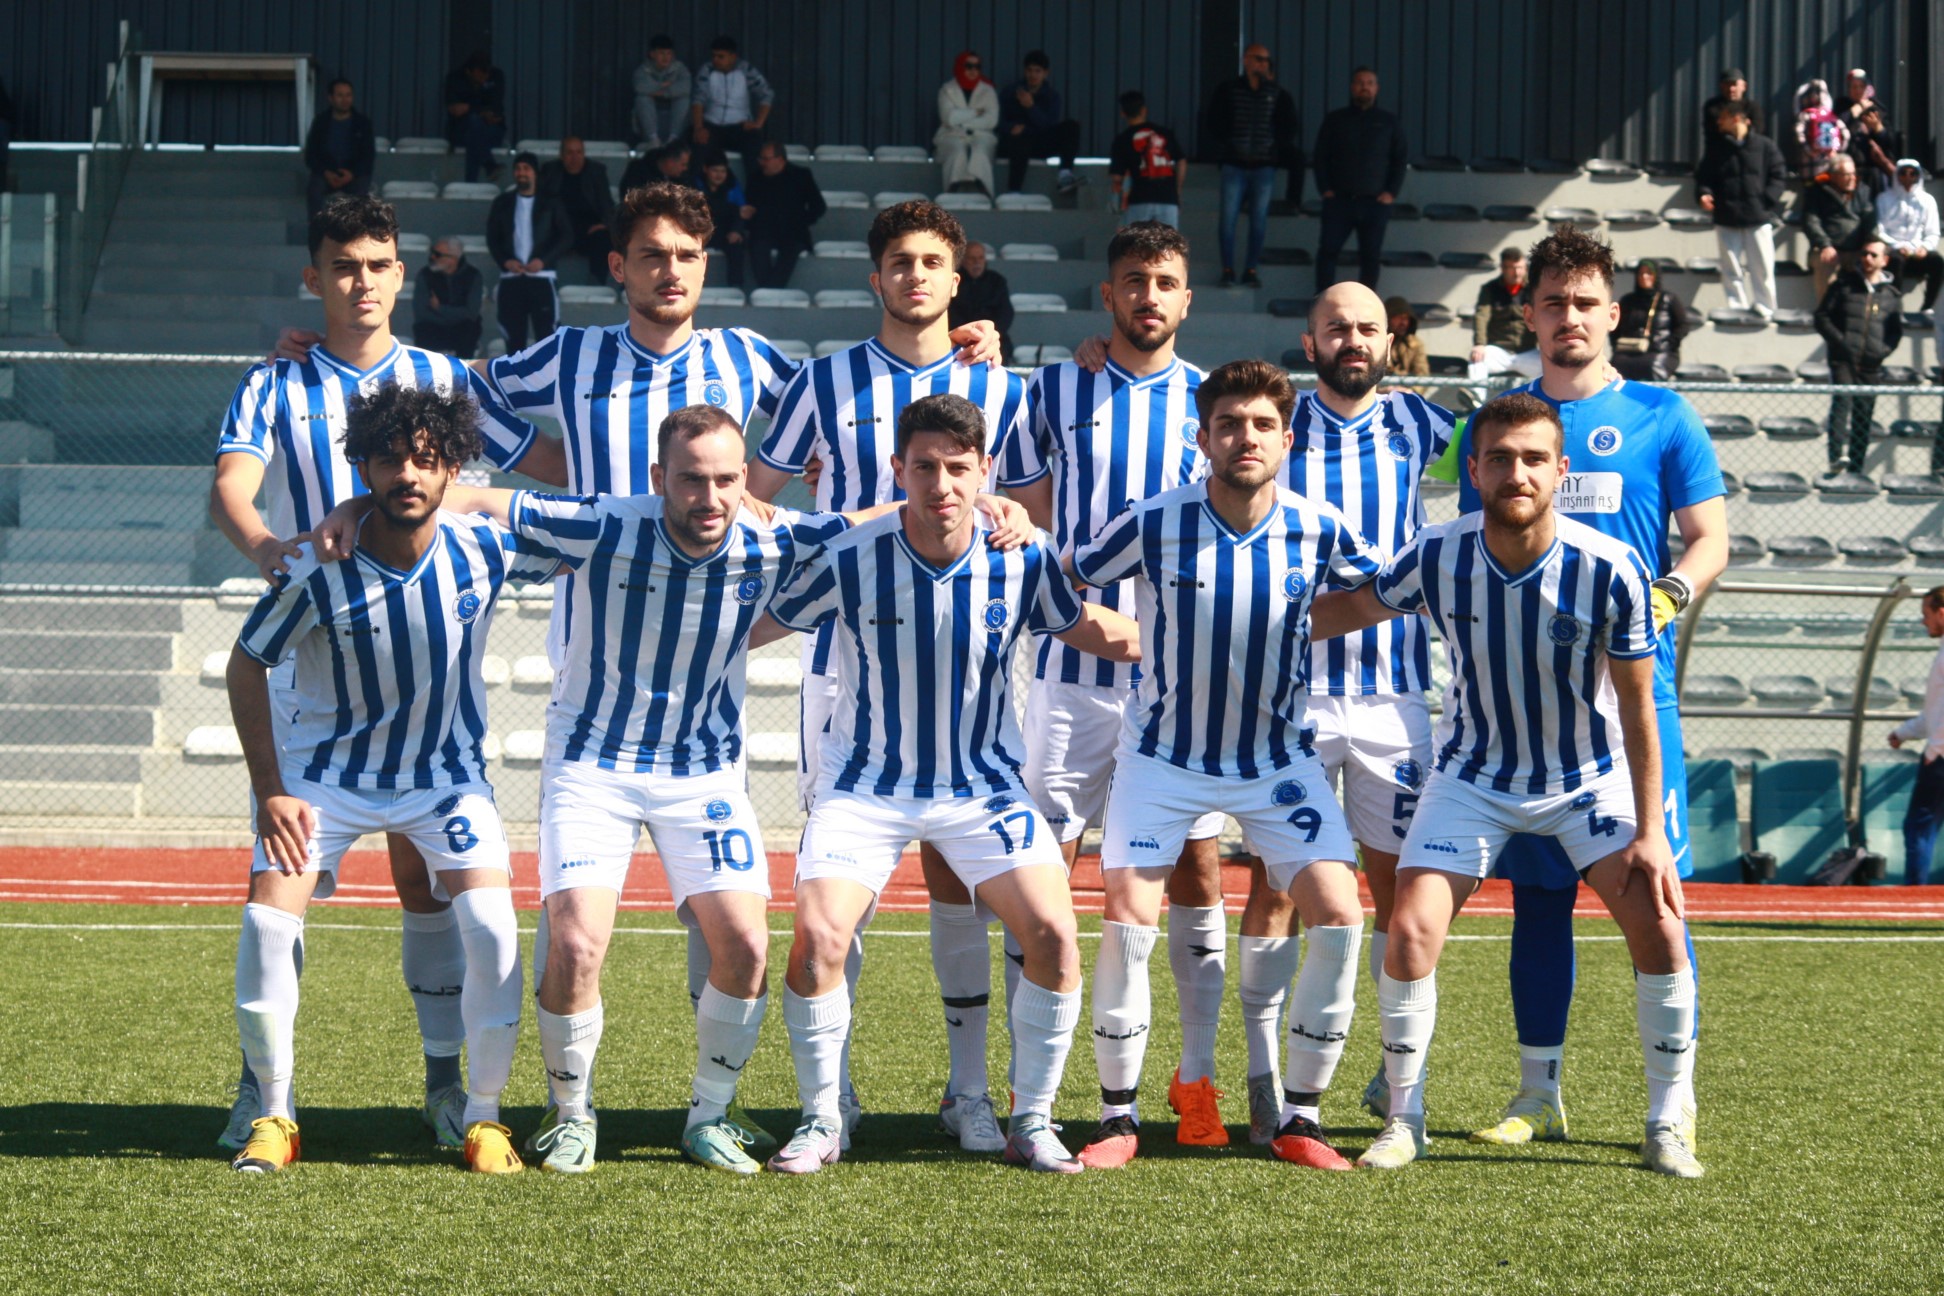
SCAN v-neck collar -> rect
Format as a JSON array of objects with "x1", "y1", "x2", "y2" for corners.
[
  {"x1": 866, "y1": 336, "x2": 957, "y2": 380},
  {"x1": 1104, "y1": 355, "x2": 1181, "y2": 390},
  {"x1": 894, "y1": 516, "x2": 979, "y2": 581},
  {"x1": 353, "y1": 514, "x2": 443, "y2": 586},
  {"x1": 313, "y1": 340, "x2": 401, "y2": 382},
  {"x1": 1197, "y1": 484, "x2": 1276, "y2": 545},
  {"x1": 653, "y1": 510, "x2": 739, "y2": 568},
  {"x1": 1478, "y1": 531, "x2": 1560, "y2": 586},
  {"x1": 620, "y1": 325, "x2": 697, "y2": 367}
]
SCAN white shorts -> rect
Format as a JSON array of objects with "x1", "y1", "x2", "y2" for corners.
[
  {"x1": 796, "y1": 785, "x2": 1064, "y2": 897},
  {"x1": 1307, "y1": 692, "x2": 1434, "y2": 851},
  {"x1": 798, "y1": 672, "x2": 840, "y2": 812},
  {"x1": 538, "y1": 758, "x2": 771, "y2": 909},
  {"x1": 1101, "y1": 750, "x2": 1357, "y2": 892},
  {"x1": 250, "y1": 776, "x2": 510, "y2": 901},
  {"x1": 1398, "y1": 764, "x2": 1638, "y2": 879},
  {"x1": 1023, "y1": 679, "x2": 1222, "y2": 844}
]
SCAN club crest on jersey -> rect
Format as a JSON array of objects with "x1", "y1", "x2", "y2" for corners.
[
  {"x1": 1386, "y1": 432, "x2": 1414, "y2": 459},
  {"x1": 1282, "y1": 570, "x2": 1308, "y2": 601},
  {"x1": 734, "y1": 574, "x2": 766, "y2": 605},
  {"x1": 982, "y1": 599, "x2": 1010, "y2": 631},
  {"x1": 703, "y1": 380, "x2": 729, "y2": 407},
  {"x1": 1271, "y1": 779, "x2": 1307, "y2": 807},
  {"x1": 984, "y1": 795, "x2": 1016, "y2": 813},
  {"x1": 1548, "y1": 613, "x2": 1583, "y2": 646},
  {"x1": 1587, "y1": 425, "x2": 1623, "y2": 456},
  {"x1": 453, "y1": 589, "x2": 483, "y2": 624},
  {"x1": 1392, "y1": 759, "x2": 1423, "y2": 790},
  {"x1": 704, "y1": 799, "x2": 734, "y2": 822},
  {"x1": 434, "y1": 793, "x2": 462, "y2": 817},
  {"x1": 1571, "y1": 791, "x2": 1597, "y2": 810},
  {"x1": 1180, "y1": 419, "x2": 1200, "y2": 445}
]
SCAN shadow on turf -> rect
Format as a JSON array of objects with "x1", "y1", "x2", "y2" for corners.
[{"x1": 0, "y1": 1104, "x2": 494, "y2": 1165}]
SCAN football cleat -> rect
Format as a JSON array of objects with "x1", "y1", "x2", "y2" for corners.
[
  {"x1": 723, "y1": 1097, "x2": 778, "y2": 1154},
  {"x1": 837, "y1": 1089, "x2": 863, "y2": 1152},
  {"x1": 1246, "y1": 1073, "x2": 1280, "y2": 1146},
  {"x1": 532, "y1": 1116, "x2": 598, "y2": 1174},
  {"x1": 1470, "y1": 1089, "x2": 1569, "y2": 1145},
  {"x1": 766, "y1": 1117, "x2": 843, "y2": 1174},
  {"x1": 1003, "y1": 1113, "x2": 1083, "y2": 1174},
  {"x1": 938, "y1": 1091, "x2": 1007, "y2": 1153},
  {"x1": 1356, "y1": 1115, "x2": 1426, "y2": 1170},
  {"x1": 1270, "y1": 1114, "x2": 1353, "y2": 1171},
  {"x1": 1641, "y1": 1121, "x2": 1705, "y2": 1179},
  {"x1": 217, "y1": 1073, "x2": 261, "y2": 1151},
  {"x1": 230, "y1": 1116, "x2": 300, "y2": 1173},
  {"x1": 1076, "y1": 1114, "x2": 1140, "y2": 1169},
  {"x1": 423, "y1": 1082, "x2": 468, "y2": 1149},
  {"x1": 1360, "y1": 1065, "x2": 1389, "y2": 1123},
  {"x1": 1171, "y1": 1072, "x2": 1230, "y2": 1147},
  {"x1": 463, "y1": 1120, "x2": 524, "y2": 1174},
  {"x1": 681, "y1": 1117, "x2": 761, "y2": 1176},
  {"x1": 1679, "y1": 1098, "x2": 1699, "y2": 1155}
]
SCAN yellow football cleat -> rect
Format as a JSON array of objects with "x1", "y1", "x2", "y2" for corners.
[
  {"x1": 464, "y1": 1120, "x2": 524, "y2": 1174},
  {"x1": 230, "y1": 1115, "x2": 300, "y2": 1173},
  {"x1": 1470, "y1": 1090, "x2": 1569, "y2": 1145}
]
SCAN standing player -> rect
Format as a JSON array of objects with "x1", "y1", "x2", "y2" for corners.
[
  {"x1": 746, "y1": 201, "x2": 1045, "y2": 1154},
  {"x1": 761, "y1": 394, "x2": 1138, "y2": 1174},
  {"x1": 211, "y1": 195, "x2": 549, "y2": 1152},
  {"x1": 1022, "y1": 222, "x2": 1234, "y2": 1150},
  {"x1": 1068, "y1": 360, "x2": 1387, "y2": 1171},
  {"x1": 226, "y1": 385, "x2": 559, "y2": 1175},
  {"x1": 1314, "y1": 393, "x2": 1702, "y2": 1177},
  {"x1": 1426, "y1": 227, "x2": 1726, "y2": 1150}
]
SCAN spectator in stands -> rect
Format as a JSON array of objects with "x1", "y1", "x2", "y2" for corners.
[
  {"x1": 1791, "y1": 78, "x2": 1849, "y2": 180},
  {"x1": 1695, "y1": 100, "x2": 1786, "y2": 319},
  {"x1": 690, "y1": 37, "x2": 773, "y2": 169},
  {"x1": 693, "y1": 147, "x2": 748, "y2": 288},
  {"x1": 1815, "y1": 237, "x2": 1902, "y2": 481},
  {"x1": 412, "y1": 237, "x2": 485, "y2": 358},
  {"x1": 1847, "y1": 103, "x2": 1901, "y2": 196},
  {"x1": 444, "y1": 51, "x2": 507, "y2": 183},
  {"x1": 538, "y1": 137, "x2": 615, "y2": 284},
  {"x1": 302, "y1": 78, "x2": 375, "y2": 216},
  {"x1": 1109, "y1": 91, "x2": 1186, "y2": 229},
  {"x1": 1701, "y1": 67, "x2": 1761, "y2": 141},
  {"x1": 632, "y1": 35, "x2": 691, "y2": 149},
  {"x1": 1803, "y1": 153, "x2": 1878, "y2": 300},
  {"x1": 1205, "y1": 46, "x2": 1296, "y2": 286},
  {"x1": 935, "y1": 52, "x2": 999, "y2": 197},
  {"x1": 948, "y1": 241, "x2": 1013, "y2": 364},
  {"x1": 487, "y1": 152, "x2": 572, "y2": 350},
  {"x1": 1611, "y1": 260, "x2": 1695, "y2": 382},
  {"x1": 620, "y1": 139, "x2": 691, "y2": 197},
  {"x1": 742, "y1": 139, "x2": 825, "y2": 289},
  {"x1": 997, "y1": 51, "x2": 1081, "y2": 195},
  {"x1": 1384, "y1": 296, "x2": 1429, "y2": 377},
  {"x1": 1467, "y1": 247, "x2": 1539, "y2": 380},
  {"x1": 1878, "y1": 159, "x2": 1942, "y2": 314},
  {"x1": 1835, "y1": 68, "x2": 1880, "y2": 127},
  {"x1": 1889, "y1": 585, "x2": 1944, "y2": 885},
  {"x1": 1312, "y1": 65, "x2": 1407, "y2": 293}
]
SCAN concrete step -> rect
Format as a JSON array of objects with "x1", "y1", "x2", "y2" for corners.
[
  {"x1": 115, "y1": 195, "x2": 299, "y2": 222},
  {"x1": 0, "y1": 781, "x2": 143, "y2": 817},
  {"x1": 75, "y1": 316, "x2": 274, "y2": 355},
  {"x1": 101, "y1": 217, "x2": 292, "y2": 248},
  {"x1": 0, "y1": 528, "x2": 217, "y2": 560},
  {"x1": 0, "y1": 629, "x2": 176, "y2": 672},
  {"x1": 0, "y1": 702, "x2": 157, "y2": 747},
  {"x1": 0, "y1": 745, "x2": 141, "y2": 784},
  {"x1": 0, "y1": 598, "x2": 183, "y2": 633},
  {"x1": 91, "y1": 266, "x2": 290, "y2": 298},
  {"x1": 0, "y1": 669, "x2": 162, "y2": 707},
  {"x1": 0, "y1": 560, "x2": 198, "y2": 587}
]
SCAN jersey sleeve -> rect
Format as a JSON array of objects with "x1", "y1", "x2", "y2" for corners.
[
  {"x1": 236, "y1": 549, "x2": 322, "y2": 664},
  {"x1": 1419, "y1": 395, "x2": 1459, "y2": 460},
  {"x1": 1604, "y1": 546, "x2": 1660, "y2": 660},
  {"x1": 756, "y1": 364, "x2": 821, "y2": 474},
  {"x1": 992, "y1": 371, "x2": 1048, "y2": 488},
  {"x1": 507, "y1": 490, "x2": 607, "y2": 567},
  {"x1": 735, "y1": 328, "x2": 800, "y2": 417},
  {"x1": 485, "y1": 332, "x2": 568, "y2": 422},
  {"x1": 768, "y1": 547, "x2": 840, "y2": 632},
  {"x1": 488, "y1": 522, "x2": 568, "y2": 584},
  {"x1": 1322, "y1": 512, "x2": 1384, "y2": 589},
  {"x1": 1373, "y1": 539, "x2": 1427, "y2": 613},
  {"x1": 770, "y1": 507, "x2": 851, "y2": 551},
  {"x1": 462, "y1": 363, "x2": 540, "y2": 471},
  {"x1": 1025, "y1": 535, "x2": 1084, "y2": 634},
  {"x1": 1658, "y1": 398, "x2": 1726, "y2": 510},
  {"x1": 1071, "y1": 504, "x2": 1145, "y2": 589},
  {"x1": 215, "y1": 363, "x2": 282, "y2": 464}
]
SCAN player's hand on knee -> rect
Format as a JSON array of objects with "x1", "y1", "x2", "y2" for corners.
[
  {"x1": 260, "y1": 795, "x2": 317, "y2": 874},
  {"x1": 270, "y1": 328, "x2": 323, "y2": 364},
  {"x1": 1614, "y1": 831, "x2": 1684, "y2": 920},
  {"x1": 977, "y1": 493, "x2": 1033, "y2": 549}
]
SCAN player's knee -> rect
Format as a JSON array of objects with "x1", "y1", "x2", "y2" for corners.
[
  {"x1": 711, "y1": 924, "x2": 769, "y2": 989},
  {"x1": 1013, "y1": 909, "x2": 1079, "y2": 975},
  {"x1": 792, "y1": 915, "x2": 854, "y2": 982},
  {"x1": 393, "y1": 872, "x2": 446, "y2": 912},
  {"x1": 545, "y1": 920, "x2": 608, "y2": 989}
]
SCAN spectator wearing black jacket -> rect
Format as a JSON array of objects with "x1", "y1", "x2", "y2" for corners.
[
  {"x1": 1312, "y1": 66, "x2": 1407, "y2": 292},
  {"x1": 948, "y1": 242, "x2": 1014, "y2": 364},
  {"x1": 1816, "y1": 238, "x2": 1904, "y2": 479},
  {"x1": 997, "y1": 51, "x2": 1080, "y2": 194},
  {"x1": 303, "y1": 79, "x2": 376, "y2": 215},
  {"x1": 1203, "y1": 46, "x2": 1298, "y2": 286},
  {"x1": 538, "y1": 137, "x2": 615, "y2": 283},
  {"x1": 444, "y1": 52, "x2": 507, "y2": 182},
  {"x1": 1694, "y1": 101, "x2": 1787, "y2": 317},
  {"x1": 487, "y1": 153, "x2": 573, "y2": 350},
  {"x1": 1701, "y1": 69, "x2": 1762, "y2": 142},
  {"x1": 413, "y1": 237, "x2": 485, "y2": 358},
  {"x1": 1803, "y1": 154, "x2": 1879, "y2": 300},
  {"x1": 621, "y1": 140, "x2": 692, "y2": 198},
  {"x1": 693, "y1": 148, "x2": 747, "y2": 289},
  {"x1": 742, "y1": 140, "x2": 826, "y2": 288},
  {"x1": 1611, "y1": 260, "x2": 1696, "y2": 382}
]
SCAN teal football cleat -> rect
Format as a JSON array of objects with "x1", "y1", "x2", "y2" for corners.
[
  {"x1": 423, "y1": 1082, "x2": 467, "y2": 1149},
  {"x1": 533, "y1": 1116, "x2": 598, "y2": 1174},
  {"x1": 681, "y1": 1117, "x2": 761, "y2": 1175}
]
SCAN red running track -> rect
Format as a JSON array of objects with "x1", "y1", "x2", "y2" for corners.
[{"x1": 1, "y1": 847, "x2": 1941, "y2": 920}]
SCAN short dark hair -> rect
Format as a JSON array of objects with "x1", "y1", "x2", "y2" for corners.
[
  {"x1": 1923, "y1": 585, "x2": 1944, "y2": 612},
  {"x1": 1118, "y1": 90, "x2": 1146, "y2": 116},
  {"x1": 1195, "y1": 359, "x2": 1295, "y2": 427},
  {"x1": 1024, "y1": 50, "x2": 1050, "y2": 69},
  {"x1": 1500, "y1": 246, "x2": 1524, "y2": 262},
  {"x1": 1526, "y1": 224, "x2": 1615, "y2": 295},
  {"x1": 1352, "y1": 65, "x2": 1377, "y2": 78},
  {"x1": 308, "y1": 193, "x2": 399, "y2": 259},
  {"x1": 649, "y1": 33, "x2": 674, "y2": 51},
  {"x1": 1469, "y1": 391, "x2": 1563, "y2": 456},
  {"x1": 712, "y1": 35, "x2": 738, "y2": 53},
  {"x1": 1107, "y1": 221, "x2": 1190, "y2": 272},
  {"x1": 697, "y1": 144, "x2": 731, "y2": 170},
  {"x1": 611, "y1": 181, "x2": 714, "y2": 253},
  {"x1": 513, "y1": 150, "x2": 540, "y2": 171},
  {"x1": 328, "y1": 77, "x2": 353, "y2": 94},
  {"x1": 1712, "y1": 99, "x2": 1749, "y2": 122},
  {"x1": 896, "y1": 393, "x2": 986, "y2": 456},
  {"x1": 656, "y1": 403, "x2": 744, "y2": 465},
  {"x1": 341, "y1": 383, "x2": 483, "y2": 467},
  {"x1": 868, "y1": 200, "x2": 966, "y2": 267}
]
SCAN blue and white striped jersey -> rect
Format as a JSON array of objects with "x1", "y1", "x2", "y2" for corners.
[
  {"x1": 487, "y1": 325, "x2": 796, "y2": 494},
  {"x1": 217, "y1": 343, "x2": 538, "y2": 539},
  {"x1": 1374, "y1": 512, "x2": 1659, "y2": 795},
  {"x1": 1026, "y1": 356, "x2": 1207, "y2": 689},
  {"x1": 1282, "y1": 388, "x2": 1456, "y2": 697},
  {"x1": 756, "y1": 339, "x2": 1044, "y2": 676},
  {"x1": 509, "y1": 492, "x2": 847, "y2": 773},
  {"x1": 235, "y1": 516, "x2": 562, "y2": 790},
  {"x1": 769, "y1": 512, "x2": 1083, "y2": 798},
  {"x1": 1073, "y1": 483, "x2": 1384, "y2": 780}
]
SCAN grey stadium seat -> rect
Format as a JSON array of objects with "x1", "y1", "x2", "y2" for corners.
[
  {"x1": 1825, "y1": 675, "x2": 1901, "y2": 709},
  {"x1": 1880, "y1": 365, "x2": 1921, "y2": 385},
  {"x1": 1767, "y1": 534, "x2": 1839, "y2": 559},
  {"x1": 1709, "y1": 308, "x2": 1767, "y2": 327},
  {"x1": 1482, "y1": 204, "x2": 1537, "y2": 222},
  {"x1": 1796, "y1": 361, "x2": 1832, "y2": 382},
  {"x1": 1774, "y1": 746, "x2": 1845, "y2": 763},
  {"x1": 1743, "y1": 471, "x2": 1810, "y2": 494},
  {"x1": 1412, "y1": 155, "x2": 1466, "y2": 171},
  {"x1": 1750, "y1": 675, "x2": 1826, "y2": 706},
  {"x1": 1773, "y1": 259, "x2": 1809, "y2": 277},
  {"x1": 1381, "y1": 250, "x2": 1436, "y2": 268},
  {"x1": 1439, "y1": 251, "x2": 1493, "y2": 270},
  {"x1": 1760, "y1": 415, "x2": 1820, "y2": 439},
  {"x1": 1684, "y1": 674, "x2": 1750, "y2": 705},
  {"x1": 1677, "y1": 362, "x2": 1730, "y2": 382},
  {"x1": 1817, "y1": 472, "x2": 1880, "y2": 496},
  {"x1": 1891, "y1": 418, "x2": 1933, "y2": 440},
  {"x1": 1604, "y1": 208, "x2": 1660, "y2": 225},
  {"x1": 1416, "y1": 303, "x2": 1455, "y2": 325},
  {"x1": 1542, "y1": 206, "x2": 1599, "y2": 223},
  {"x1": 1424, "y1": 203, "x2": 1480, "y2": 221},
  {"x1": 1584, "y1": 158, "x2": 1641, "y2": 176},
  {"x1": 1468, "y1": 155, "x2": 1525, "y2": 172},
  {"x1": 1887, "y1": 473, "x2": 1944, "y2": 497},
  {"x1": 1734, "y1": 363, "x2": 1794, "y2": 383},
  {"x1": 1727, "y1": 534, "x2": 1768, "y2": 562},
  {"x1": 1701, "y1": 413, "x2": 1755, "y2": 438},
  {"x1": 1838, "y1": 535, "x2": 1906, "y2": 561},
  {"x1": 1528, "y1": 157, "x2": 1581, "y2": 174},
  {"x1": 1719, "y1": 470, "x2": 1742, "y2": 496},
  {"x1": 1641, "y1": 160, "x2": 1691, "y2": 177},
  {"x1": 1908, "y1": 534, "x2": 1944, "y2": 559},
  {"x1": 1665, "y1": 208, "x2": 1714, "y2": 230},
  {"x1": 1386, "y1": 203, "x2": 1421, "y2": 221},
  {"x1": 1772, "y1": 307, "x2": 1816, "y2": 327},
  {"x1": 1701, "y1": 746, "x2": 1769, "y2": 774}
]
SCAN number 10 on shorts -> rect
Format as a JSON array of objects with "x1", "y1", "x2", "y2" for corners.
[{"x1": 704, "y1": 828, "x2": 756, "y2": 872}]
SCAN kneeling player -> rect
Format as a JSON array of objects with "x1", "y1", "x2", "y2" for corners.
[
  {"x1": 1313, "y1": 393, "x2": 1701, "y2": 1178},
  {"x1": 226, "y1": 386, "x2": 559, "y2": 1174}
]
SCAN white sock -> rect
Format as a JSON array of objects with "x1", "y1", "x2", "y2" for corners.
[
  {"x1": 451, "y1": 888, "x2": 523, "y2": 1128},
  {"x1": 530, "y1": 902, "x2": 549, "y2": 997},
  {"x1": 1367, "y1": 929, "x2": 1388, "y2": 995},
  {"x1": 691, "y1": 984, "x2": 767, "y2": 1129},
  {"x1": 929, "y1": 900, "x2": 992, "y2": 1097},
  {"x1": 686, "y1": 925, "x2": 712, "y2": 1011},
  {"x1": 1377, "y1": 971, "x2": 1437, "y2": 1119},
  {"x1": 1637, "y1": 968, "x2": 1697, "y2": 1125},
  {"x1": 1010, "y1": 977, "x2": 1081, "y2": 1119},
  {"x1": 235, "y1": 903, "x2": 303, "y2": 1119},
  {"x1": 537, "y1": 1002, "x2": 603, "y2": 1123},
  {"x1": 1520, "y1": 1045, "x2": 1564, "y2": 1098},
  {"x1": 783, "y1": 985, "x2": 850, "y2": 1124},
  {"x1": 838, "y1": 916, "x2": 867, "y2": 1098},
  {"x1": 1001, "y1": 928, "x2": 1025, "y2": 1090},
  {"x1": 1238, "y1": 934, "x2": 1299, "y2": 1082},
  {"x1": 1167, "y1": 903, "x2": 1226, "y2": 1084},
  {"x1": 1284, "y1": 923, "x2": 1362, "y2": 1097},
  {"x1": 401, "y1": 908, "x2": 466, "y2": 1064},
  {"x1": 1092, "y1": 921, "x2": 1157, "y2": 1120}
]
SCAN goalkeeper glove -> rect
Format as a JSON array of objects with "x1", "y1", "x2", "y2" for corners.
[{"x1": 1650, "y1": 572, "x2": 1695, "y2": 632}]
